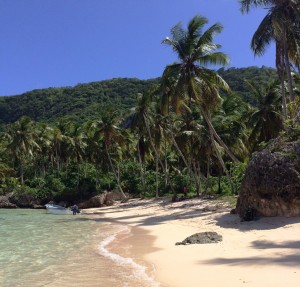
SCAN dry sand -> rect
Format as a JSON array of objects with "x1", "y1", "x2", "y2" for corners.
[{"x1": 84, "y1": 197, "x2": 300, "y2": 287}]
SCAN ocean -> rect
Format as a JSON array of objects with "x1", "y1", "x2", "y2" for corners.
[{"x1": 0, "y1": 209, "x2": 160, "y2": 287}]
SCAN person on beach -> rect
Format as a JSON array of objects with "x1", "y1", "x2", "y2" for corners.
[{"x1": 71, "y1": 204, "x2": 80, "y2": 215}]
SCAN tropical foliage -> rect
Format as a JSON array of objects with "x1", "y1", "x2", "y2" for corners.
[{"x1": 0, "y1": 7, "x2": 299, "y2": 204}]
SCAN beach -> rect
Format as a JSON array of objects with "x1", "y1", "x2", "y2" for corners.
[{"x1": 84, "y1": 197, "x2": 300, "y2": 287}]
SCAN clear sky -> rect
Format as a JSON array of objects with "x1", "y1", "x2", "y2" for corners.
[{"x1": 0, "y1": 0, "x2": 275, "y2": 96}]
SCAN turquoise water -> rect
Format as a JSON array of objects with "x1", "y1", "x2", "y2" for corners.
[{"x1": 0, "y1": 209, "x2": 159, "y2": 287}]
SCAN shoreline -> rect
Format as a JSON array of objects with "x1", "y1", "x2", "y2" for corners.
[{"x1": 84, "y1": 197, "x2": 300, "y2": 287}]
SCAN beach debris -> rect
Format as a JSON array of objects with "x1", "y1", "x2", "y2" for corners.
[{"x1": 175, "y1": 232, "x2": 222, "y2": 245}]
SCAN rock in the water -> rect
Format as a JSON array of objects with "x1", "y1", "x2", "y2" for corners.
[
  {"x1": 175, "y1": 232, "x2": 222, "y2": 245},
  {"x1": 236, "y1": 138, "x2": 300, "y2": 218}
]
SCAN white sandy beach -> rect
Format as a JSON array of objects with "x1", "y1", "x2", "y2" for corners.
[{"x1": 84, "y1": 198, "x2": 300, "y2": 287}]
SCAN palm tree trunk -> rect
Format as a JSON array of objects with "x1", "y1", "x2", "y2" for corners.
[
  {"x1": 155, "y1": 154, "x2": 159, "y2": 198},
  {"x1": 276, "y1": 43, "x2": 288, "y2": 120},
  {"x1": 137, "y1": 135, "x2": 147, "y2": 196},
  {"x1": 144, "y1": 115, "x2": 175, "y2": 194},
  {"x1": 105, "y1": 144, "x2": 127, "y2": 200},
  {"x1": 202, "y1": 110, "x2": 239, "y2": 163},
  {"x1": 20, "y1": 162, "x2": 24, "y2": 185},
  {"x1": 167, "y1": 119, "x2": 200, "y2": 184},
  {"x1": 192, "y1": 161, "x2": 201, "y2": 197},
  {"x1": 282, "y1": 31, "x2": 294, "y2": 103},
  {"x1": 164, "y1": 138, "x2": 168, "y2": 188},
  {"x1": 205, "y1": 115, "x2": 235, "y2": 194}
]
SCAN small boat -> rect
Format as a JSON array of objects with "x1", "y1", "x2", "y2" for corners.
[{"x1": 45, "y1": 204, "x2": 73, "y2": 215}]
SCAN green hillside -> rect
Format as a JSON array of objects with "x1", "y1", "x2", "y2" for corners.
[
  {"x1": 0, "y1": 78, "x2": 160, "y2": 125},
  {"x1": 0, "y1": 66, "x2": 276, "y2": 125}
]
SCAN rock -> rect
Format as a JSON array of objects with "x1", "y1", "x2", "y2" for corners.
[
  {"x1": 106, "y1": 190, "x2": 125, "y2": 201},
  {"x1": 78, "y1": 193, "x2": 107, "y2": 209},
  {"x1": 0, "y1": 195, "x2": 17, "y2": 208},
  {"x1": 236, "y1": 138, "x2": 300, "y2": 218},
  {"x1": 78, "y1": 190, "x2": 126, "y2": 209},
  {"x1": 175, "y1": 232, "x2": 222, "y2": 245},
  {"x1": 9, "y1": 192, "x2": 39, "y2": 208}
]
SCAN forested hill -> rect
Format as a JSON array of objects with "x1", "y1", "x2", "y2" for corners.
[
  {"x1": 217, "y1": 66, "x2": 277, "y2": 101},
  {"x1": 0, "y1": 78, "x2": 160, "y2": 125},
  {"x1": 0, "y1": 66, "x2": 276, "y2": 125}
]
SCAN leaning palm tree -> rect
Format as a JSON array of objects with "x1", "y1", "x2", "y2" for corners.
[
  {"x1": 239, "y1": 0, "x2": 300, "y2": 117},
  {"x1": 161, "y1": 15, "x2": 239, "y2": 176}
]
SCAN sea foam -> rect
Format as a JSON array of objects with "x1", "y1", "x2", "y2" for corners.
[{"x1": 98, "y1": 225, "x2": 160, "y2": 287}]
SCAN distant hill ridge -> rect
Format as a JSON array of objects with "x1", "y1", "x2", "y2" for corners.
[{"x1": 0, "y1": 66, "x2": 276, "y2": 125}]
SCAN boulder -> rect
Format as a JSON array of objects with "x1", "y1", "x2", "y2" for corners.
[
  {"x1": 78, "y1": 193, "x2": 107, "y2": 209},
  {"x1": 175, "y1": 232, "x2": 222, "y2": 245},
  {"x1": 78, "y1": 190, "x2": 128, "y2": 209},
  {"x1": 9, "y1": 192, "x2": 37, "y2": 208},
  {"x1": 236, "y1": 138, "x2": 300, "y2": 218},
  {"x1": 0, "y1": 194, "x2": 17, "y2": 208},
  {"x1": 106, "y1": 190, "x2": 126, "y2": 201}
]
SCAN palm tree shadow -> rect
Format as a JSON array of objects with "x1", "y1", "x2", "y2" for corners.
[
  {"x1": 215, "y1": 213, "x2": 300, "y2": 231},
  {"x1": 199, "y1": 253, "x2": 300, "y2": 267}
]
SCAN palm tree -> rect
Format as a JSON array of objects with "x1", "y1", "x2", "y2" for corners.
[
  {"x1": 162, "y1": 15, "x2": 239, "y2": 183},
  {"x1": 68, "y1": 123, "x2": 87, "y2": 191},
  {"x1": 94, "y1": 108, "x2": 127, "y2": 200},
  {"x1": 125, "y1": 92, "x2": 153, "y2": 196},
  {"x1": 240, "y1": 0, "x2": 300, "y2": 117},
  {"x1": 246, "y1": 80, "x2": 283, "y2": 151},
  {"x1": 5, "y1": 116, "x2": 39, "y2": 184}
]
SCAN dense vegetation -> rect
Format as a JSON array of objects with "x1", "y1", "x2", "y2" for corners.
[
  {"x1": 0, "y1": 67, "x2": 276, "y2": 126},
  {"x1": 0, "y1": 1, "x2": 300, "y2": 206},
  {"x1": 0, "y1": 78, "x2": 159, "y2": 125}
]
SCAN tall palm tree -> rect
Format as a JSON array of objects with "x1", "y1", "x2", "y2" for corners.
[
  {"x1": 94, "y1": 108, "x2": 127, "y2": 199},
  {"x1": 125, "y1": 92, "x2": 153, "y2": 195},
  {"x1": 5, "y1": 116, "x2": 39, "y2": 184},
  {"x1": 162, "y1": 15, "x2": 239, "y2": 178},
  {"x1": 246, "y1": 80, "x2": 283, "y2": 151},
  {"x1": 240, "y1": 0, "x2": 300, "y2": 116}
]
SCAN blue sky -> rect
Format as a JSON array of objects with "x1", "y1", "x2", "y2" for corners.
[{"x1": 0, "y1": 0, "x2": 275, "y2": 96}]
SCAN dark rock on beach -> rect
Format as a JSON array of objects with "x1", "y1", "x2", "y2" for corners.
[
  {"x1": 0, "y1": 194, "x2": 17, "y2": 208},
  {"x1": 175, "y1": 232, "x2": 223, "y2": 245},
  {"x1": 78, "y1": 191, "x2": 126, "y2": 209},
  {"x1": 236, "y1": 137, "x2": 300, "y2": 218}
]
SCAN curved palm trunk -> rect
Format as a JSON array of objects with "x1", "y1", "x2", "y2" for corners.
[
  {"x1": 143, "y1": 115, "x2": 175, "y2": 194},
  {"x1": 205, "y1": 114, "x2": 235, "y2": 194},
  {"x1": 168, "y1": 127, "x2": 201, "y2": 193},
  {"x1": 202, "y1": 110, "x2": 239, "y2": 163},
  {"x1": 105, "y1": 144, "x2": 127, "y2": 200}
]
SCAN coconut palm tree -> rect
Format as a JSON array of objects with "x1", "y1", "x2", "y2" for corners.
[
  {"x1": 239, "y1": 0, "x2": 300, "y2": 116},
  {"x1": 5, "y1": 116, "x2": 40, "y2": 184},
  {"x1": 125, "y1": 92, "x2": 153, "y2": 195},
  {"x1": 246, "y1": 80, "x2": 283, "y2": 151},
  {"x1": 161, "y1": 15, "x2": 239, "y2": 184},
  {"x1": 94, "y1": 107, "x2": 127, "y2": 199}
]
